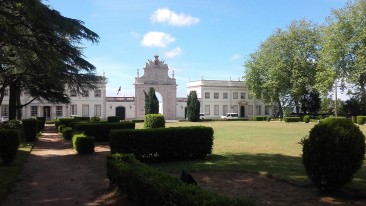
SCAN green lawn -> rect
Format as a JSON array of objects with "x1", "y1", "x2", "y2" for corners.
[
  {"x1": 0, "y1": 143, "x2": 33, "y2": 204},
  {"x1": 137, "y1": 121, "x2": 366, "y2": 190}
]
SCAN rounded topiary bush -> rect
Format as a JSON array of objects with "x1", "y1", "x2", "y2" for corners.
[
  {"x1": 144, "y1": 114, "x2": 165, "y2": 129},
  {"x1": 356, "y1": 116, "x2": 366, "y2": 125},
  {"x1": 300, "y1": 118, "x2": 365, "y2": 191},
  {"x1": 303, "y1": 115, "x2": 310, "y2": 123}
]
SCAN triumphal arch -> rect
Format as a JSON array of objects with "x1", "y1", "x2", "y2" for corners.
[{"x1": 134, "y1": 55, "x2": 177, "y2": 119}]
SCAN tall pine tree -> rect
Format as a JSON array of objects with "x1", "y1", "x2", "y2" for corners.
[
  {"x1": 144, "y1": 87, "x2": 159, "y2": 114},
  {"x1": 187, "y1": 90, "x2": 200, "y2": 122}
]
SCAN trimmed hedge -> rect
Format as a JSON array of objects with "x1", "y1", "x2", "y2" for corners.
[
  {"x1": 303, "y1": 115, "x2": 310, "y2": 123},
  {"x1": 107, "y1": 154, "x2": 254, "y2": 206},
  {"x1": 55, "y1": 117, "x2": 76, "y2": 128},
  {"x1": 252, "y1": 116, "x2": 268, "y2": 121},
  {"x1": 283, "y1": 117, "x2": 300, "y2": 122},
  {"x1": 357, "y1": 116, "x2": 366, "y2": 125},
  {"x1": 62, "y1": 127, "x2": 73, "y2": 140},
  {"x1": 0, "y1": 129, "x2": 20, "y2": 165},
  {"x1": 143, "y1": 114, "x2": 165, "y2": 128},
  {"x1": 36, "y1": 117, "x2": 46, "y2": 131},
  {"x1": 107, "y1": 116, "x2": 121, "y2": 123},
  {"x1": 110, "y1": 126, "x2": 214, "y2": 161},
  {"x1": 22, "y1": 119, "x2": 39, "y2": 141},
  {"x1": 72, "y1": 133, "x2": 95, "y2": 154},
  {"x1": 74, "y1": 122, "x2": 135, "y2": 142}
]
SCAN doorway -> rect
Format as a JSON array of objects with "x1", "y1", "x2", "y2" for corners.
[
  {"x1": 43, "y1": 106, "x2": 51, "y2": 120},
  {"x1": 115, "y1": 106, "x2": 126, "y2": 120},
  {"x1": 240, "y1": 106, "x2": 245, "y2": 118}
]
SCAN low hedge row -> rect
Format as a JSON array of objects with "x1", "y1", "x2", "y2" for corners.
[
  {"x1": 107, "y1": 154, "x2": 254, "y2": 206},
  {"x1": 74, "y1": 122, "x2": 135, "y2": 142},
  {"x1": 107, "y1": 116, "x2": 121, "y2": 122},
  {"x1": 22, "y1": 119, "x2": 39, "y2": 141},
  {"x1": 0, "y1": 129, "x2": 20, "y2": 165},
  {"x1": 357, "y1": 116, "x2": 366, "y2": 125},
  {"x1": 283, "y1": 117, "x2": 301, "y2": 122},
  {"x1": 252, "y1": 116, "x2": 269, "y2": 121},
  {"x1": 72, "y1": 133, "x2": 94, "y2": 154},
  {"x1": 110, "y1": 126, "x2": 213, "y2": 161}
]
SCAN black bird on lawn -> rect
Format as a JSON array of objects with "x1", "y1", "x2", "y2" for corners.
[{"x1": 180, "y1": 170, "x2": 197, "y2": 185}]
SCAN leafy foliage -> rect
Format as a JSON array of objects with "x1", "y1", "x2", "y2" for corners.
[
  {"x1": 72, "y1": 133, "x2": 94, "y2": 154},
  {"x1": 22, "y1": 119, "x2": 38, "y2": 141},
  {"x1": 300, "y1": 118, "x2": 365, "y2": 191},
  {"x1": 187, "y1": 91, "x2": 200, "y2": 122},
  {"x1": 143, "y1": 114, "x2": 165, "y2": 129},
  {"x1": 0, "y1": 130, "x2": 20, "y2": 165},
  {"x1": 144, "y1": 87, "x2": 159, "y2": 114},
  {"x1": 74, "y1": 122, "x2": 135, "y2": 142}
]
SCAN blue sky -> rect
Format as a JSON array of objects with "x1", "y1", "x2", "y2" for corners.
[{"x1": 44, "y1": 0, "x2": 349, "y2": 97}]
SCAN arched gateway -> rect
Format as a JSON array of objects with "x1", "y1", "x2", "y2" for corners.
[{"x1": 134, "y1": 55, "x2": 177, "y2": 119}]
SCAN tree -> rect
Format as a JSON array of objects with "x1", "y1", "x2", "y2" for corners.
[
  {"x1": 317, "y1": 0, "x2": 366, "y2": 104},
  {"x1": 319, "y1": 97, "x2": 345, "y2": 116},
  {"x1": 244, "y1": 19, "x2": 320, "y2": 117},
  {"x1": 0, "y1": 0, "x2": 101, "y2": 119},
  {"x1": 186, "y1": 91, "x2": 200, "y2": 122},
  {"x1": 343, "y1": 98, "x2": 365, "y2": 116},
  {"x1": 144, "y1": 87, "x2": 159, "y2": 114},
  {"x1": 300, "y1": 90, "x2": 321, "y2": 114}
]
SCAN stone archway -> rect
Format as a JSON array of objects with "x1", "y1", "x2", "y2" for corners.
[{"x1": 134, "y1": 55, "x2": 177, "y2": 119}]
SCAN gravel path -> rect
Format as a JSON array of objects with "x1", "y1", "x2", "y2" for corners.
[{"x1": 2, "y1": 125, "x2": 119, "y2": 206}]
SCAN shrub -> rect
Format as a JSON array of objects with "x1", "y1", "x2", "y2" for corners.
[
  {"x1": 107, "y1": 154, "x2": 254, "y2": 206},
  {"x1": 356, "y1": 116, "x2": 366, "y2": 125},
  {"x1": 58, "y1": 124, "x2": 66, "y2": 133},
  {"x1": 62, "y1": 127, "x2": 73, "y2": 140},
  {"x1": 55, "y1": 117, "x2": 75, "y2": 128},
  {"x1": 36, "y1": 117, "x2": 46, "y2": 130},
  {"x1": 252, "y1": 116, "x2": 268, "y2": 121},
  {"x1": 300, "y1": 118, "x2": 365, "y2": 191},
  {"x1": 143, "y1": 114, "x2": 165, "y2": 129},
  {"x1": 74, "y1": 117, "x2": 91, "y2": 121},
  {"x1": 22, "y1": 119, "x2": 39, "y2": 141},
  {"x1": 303, "y1": 115, "x2": 310, "y2": 123},
  {"x1": 0, "y1": 130, "x2": 20, "y2": 165},
  {"x1": 283, "y1": 117, "x2": 300, "y2": 122},
  {"x1": 352, "y1": 116, "x2": 357, "y2": 123},
  {"x1": 72, "y1": 133, "x2": 95, "y2": 154},
  {"x1": 74, "y1": 122, "x2": 135, "y2": 141},
  {"x1": 107, "y1": 116, "x2": 121, "y2": 123},
  {"x1": 110, "y1": 126, "x2": 213, "y2": 161},
  {"x1": 91, "y1": 116, "x2": 100, "y2": 122}
]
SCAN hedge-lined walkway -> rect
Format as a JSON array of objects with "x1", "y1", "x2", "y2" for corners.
[{"x1": 3, "y1": 124, "x2": 130, "y2": 206}]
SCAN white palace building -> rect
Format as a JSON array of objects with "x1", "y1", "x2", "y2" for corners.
[{"x1": 0, "y1": 55, "x2": 273, "y2": 120}]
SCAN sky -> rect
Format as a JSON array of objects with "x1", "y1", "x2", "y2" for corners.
[{"x1": 44, "y1": 0, "x2": 349, "y2": 98}]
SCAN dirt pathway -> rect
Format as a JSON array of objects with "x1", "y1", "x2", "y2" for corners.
[{"x1": 2, "y1": 125, "x2": 130, "y2": 206}]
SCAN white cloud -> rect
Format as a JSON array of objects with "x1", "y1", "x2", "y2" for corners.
[
  {"x1": 141, "y1": 31, "x2": 175, "y2": 48},
  {"x1": 164, "y1": 47, "x2": 182, "y2": 58},
  {"x1": 151, "y1": 8, "x2": 200, "y2": 27},
  {"x1": 230, "y1": 54, "x2": 241, "y2": 61}
]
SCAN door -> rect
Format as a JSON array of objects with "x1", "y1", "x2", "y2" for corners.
[
  {"x1": 43, "y1": 106, "x2": 51, "y2": 120},
  {"x1": 115, "y1": 106, "x2": 125, "y2": 120},
  {"x1": 240, "y1": 106, "x2": 245, "y2": 118}
]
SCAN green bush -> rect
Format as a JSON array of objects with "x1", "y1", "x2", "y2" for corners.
[
  {"x1": 252, "y1": 116, "x2": 268, "y2": 121},
  {"x1": 283, "y1": 117, "x2": 300, "y2": 122},
  {"x1": 74, "y1": 116, "x2": 91, "y2": 121},
  {"x1": 107, "y1": 154, "x2": 254, "y2": 206},
  {"x1": 303, "y1": 115, "x2": 310, "y2": 123},
  {"x1": 91, "y1": 116, "x2": 100, "y2": 122},
  {"x1": 107, "y1": 116, "x2": 121, "y2": 123},
  {"x1": 36, "y1": 117, "x2": 46, "y2": 130},
  {"x1": 0, "y1": 130, "x2": 20, "y2": 165},
  {"x1": 300, "y1": 118, "x2": 365, "y2": 191},
  {"x1": 72, "y1": 133, "x2": 95, "y2": 154},
  {"x1": 74, "y1": 122, "x2": 135, "y2": 141},
  {"x1": 110, "y1": 126, "x2": 213, "y2": 161},
  {"x1": 143, "y1": 114, "x2": 165, "y2": 129},
  {"x1": 352, "y1": 116, "x2": 357, "y2": 123},
  {"x1": 62, "y1": 127, "x2": 73, "y2": 140},
  {"x1": 58, "y1": 124, "x2": 66, "y2": 133},
  {"x1": 55, "y1": 117, "x2": 76, "y2": 128},
  {"x1": 22, "y1": 119, "x2": 39, "y2": 141},
  {"x1": 356, "y1": 116, "x2": 366, "y2": 125}
]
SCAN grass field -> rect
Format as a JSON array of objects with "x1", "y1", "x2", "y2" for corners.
[{"x1": 136, "y1": 121, "x2": 366, "y2": 190}]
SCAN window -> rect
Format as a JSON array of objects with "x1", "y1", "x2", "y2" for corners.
[
  {"x1": 240, "y1": 92, "x2": 246, "y2": 99},
  {"x1": 94, "y1": 89, "x2": 101, "y2": 97},
  {"x1": 31, "y1": 106, "x2": 38, "y2": 117},
  {"x1": 82, "y1": 104, "x2": 89, "y2": 117},
  {"x1": 56, "y1": 106, "x2": 63, "y2": 117},
  {"x1": 233, "y1": 105, "x2": 238, "y2": 113},
  {"x1": 204, "y1": 105, "x2": 210, "y2": 115},
  {"x1": 256, "y1": 105, "x2": 262, "y2": 115},
  {"x1": 94, "y1": 104, "x2": 101, "y2": 116},
  {"x1": 71, "y1": 105, "x2": 77, "y2": 115},
  {"x1": 214, "y1": 92, "x2": 219, "y2": 99},
  {"x1": 233, "y1": 92, "x2": 238, "y2": 99},
  {"x1": 205, "y1": 92, "x2": 210, "y2": 99},
  {"x1": 223, "y1": 105, "x2": 228, "y2": 115},
  {"x1": 1, "y1": 105, "x2": 9, "y2": 116},
  {"x1": 248, "y1": 105, "x2": 253, "y2": 115},
  {"x1": 70, "y1": 89, "x2": 77, "y2": 97},
  {"x1": 223, "y1": 93, "x2": 228, "y2": 99},
  {"x1": 214, "y1": 105, "x2": 219, "y2": 115},
  {"x1": 4, "y1": 89, "x2": 9, "y2": 96}
]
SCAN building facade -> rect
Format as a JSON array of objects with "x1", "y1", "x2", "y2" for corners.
[{"x1": 0, "y1": 55, "x2": 273, "y2": 120}]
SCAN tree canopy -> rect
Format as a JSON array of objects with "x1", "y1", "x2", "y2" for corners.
[
  {"x1": 144, "y1": 87, "x2": 159, "y2": 115},
  {"x1": 186, "y1": 90, "x2": 200, "y2": 122}
]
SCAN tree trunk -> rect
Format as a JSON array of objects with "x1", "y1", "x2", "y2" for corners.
[{"x1": 16, "y1": 89, "x2": 22, "y2": 119}]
